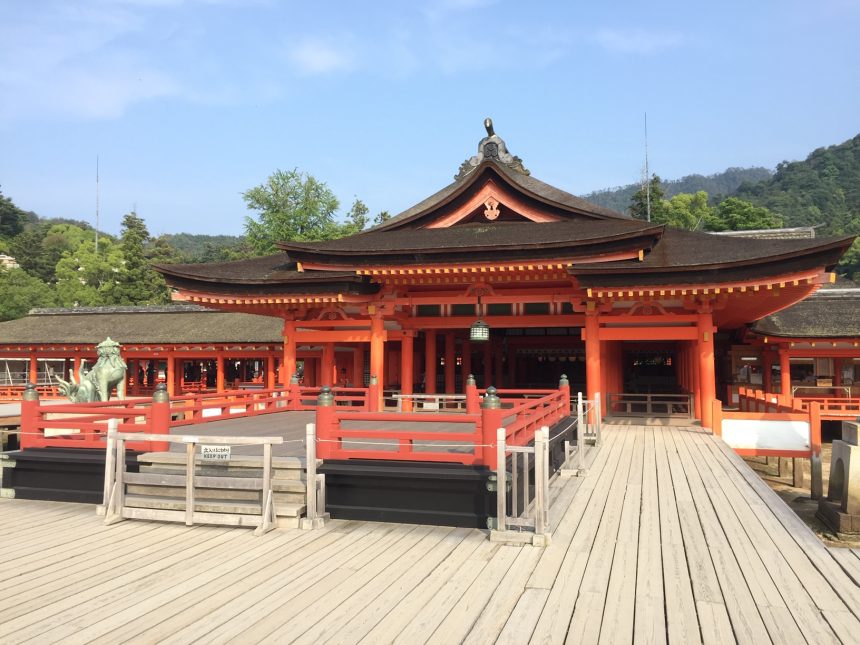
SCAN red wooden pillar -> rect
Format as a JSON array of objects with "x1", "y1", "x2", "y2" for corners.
[
  {"x1": 461, "y1": 339, "x2": 472, "y2": 391},
  {"x1": 779, "y1": 348, "x2": 791, "y2": 396},
  {"x1": 216, "y1": 355, "x2": 225, "y2": 392},
  {"x1": 282, "y1": 320, "x2": 296, "y2": 385},
  {"x1": 322, "y1": 343, "x2": 335, "y2": 387},
  {"x1": 401, "y1": 331, "x2": 414, "y2": 412},
  {"x1": 834, "y1": 358, "x2": 842, "y2": 387},
  {"x1": 166, "y1": 352, "x2": 176, "y2": 397},
  {"x1": 353, "y1": 345, "x2": 364, "y2": 387},
  {"x1": 585, "y1": 310, "x2": 601, "y2": 420},
  {"x1": 370, "y1": 315, "x2": 385, "y2": 409},
  {"x1": 697, "y1": 311, "x2": 715, "y2": 429},
  {"x1": 425, "y1": 330, "x2": 437, "y2": 394},
  {"x1": 28, "y1": 351, "x2": 37, "y2": 385},
  {"x1": 266, "y1": 355, "x2": 276, "y2": 390},
  {"x1": 444, "y1": 331, "x2": 455, "y2": 394},
  {"x1": 494, "y1": 339, "x2": 504, "y2": 388},
  {"x1": 762, "y1": 350, "x2": 773, "y2": 393}
]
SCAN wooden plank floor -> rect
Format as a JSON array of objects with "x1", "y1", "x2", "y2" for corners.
[{"x1": 3, "y1": 424, "x2": 860, "y2": 643}]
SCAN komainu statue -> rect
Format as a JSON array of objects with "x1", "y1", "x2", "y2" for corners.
[{"x1": 56, "y1": 337, "x2": 128, "y2": 403}]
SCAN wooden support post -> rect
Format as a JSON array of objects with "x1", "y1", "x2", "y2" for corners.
[
  {"x1": 102, "y1": 418, "x2": 118, "y2": 514},
  {"x1": 282, "y1": 320, "x2": 297, "y2": 386},
  {"x1": 585, "y1": 310, "x2": 601, "y2": 423},
  {"x1": 762, "y1": 350, "x2": 773, "y2": 393},
  {"x1": 315, "y1": 387, "x2": 335, "y2": 459},
  {"x1": 166, "y1": 352, "x2": 176, "y2": 397},
  {"x1": 444, "y1": 331, "x2": 455, "y2": 395},
  {"x1": 697, "y1": 311, "x2": 715, "y2": 429},
  {"x1": 265, "y1": 356, "x2": 276, "y2": 390},
  {"x1": 401, "y1": 331, "x2": 414, "y2": 412},
  {"x1": 482, "y1": 339, "x2": 492, "y2": 390},
  {"x1": 215, "y1": 351, "x2": 224, "y2": 392},
  {"x1": 809, "y1": 401, "x2": 823, "y2": 499},
  {"x1": 711, "y1": 398, "x2": 722, "y2": 437},
  {"x1": 793, "y1": 458, "x2": 804, "y2": 488},
  {"x1": 19, "y1": 383, "x2": 39, "y2": 449},
  {"x1": 352, "y1": 345, "x2": 364, "y2": 388},
  {"x1": 535, "y1": 426, "x2": 549, "y2": 536},
  {"x1": 28, "y1": 351, "x2": 37, "y2": 386},
  {"x1": 496, "y1": 427, "x2": 506, "y2": 532},
  {"x1": 368, "y1": 375, "x2": 380, "y2": 413},
  {"x1": 494, "y1": 339, "x2": 504, "y2": 388},
  {"x1": 779, "y1": 349, "x2": 791, "y2": 397},
  {"x1": 482, "y1": 387, "x2": 503, "y2": 469},
  {"x1": 559, "y1": 374, "x2": 571, "y2": 417},
  {"x1": 370, "y1": 316, "x2": 385, "y2": 409},
  {"x1": 425, "y1": 330, "x2": 437, "y2": 394},
  {"x1": 151, "y1": 384, "x2": 171, "y2": 452},
  {"x1": 465, "y1": 374, "x2": 480, "y2": 414},
  {"x1": 322, "y1": 343, "x2": 335, "y2": 387},
  {"x1": 185, "y1": 440, "x2": 195, "y2": 526}
]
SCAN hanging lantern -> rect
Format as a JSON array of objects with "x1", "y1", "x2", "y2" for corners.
[{"x1": 470, "y1": 319, "x2": 490, "y2": 342}]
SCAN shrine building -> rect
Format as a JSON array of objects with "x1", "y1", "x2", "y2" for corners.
[{"x1": 151, "y1": 121, "x2": 854, "y2": 430}]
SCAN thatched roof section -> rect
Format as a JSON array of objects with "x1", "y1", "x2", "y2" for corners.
[
  {"x1": 751, "y1": 288, "x2": 860, "y2": 338},
  {"x1": 0, "y1": 305, "x2": 283, "y2": 345}
]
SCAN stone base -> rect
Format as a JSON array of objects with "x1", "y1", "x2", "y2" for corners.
[{"x1": 817, "y1": 498, "x2": 860, "y2": 536}]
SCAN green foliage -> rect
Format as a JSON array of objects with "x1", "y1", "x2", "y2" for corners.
[
  {"x1": 243, "y1": 169, "x2": 342, "y2": 253},
  {"x1": 374, "y1": 210, "x2": 392, "y2": 226},
  {"x1": 656, "y1": 191, "x2": 712, "y2": 230},
  {"x1": 54, "y1": 237, "x2": 124, "y2": 306},
  {"x1": 703, "y1": 197, "x2": 782, "y2": 232},
  {"x1": 0, "y1": 189, "x2": 29, "y2": 239},
  {"x1": 587, "y1": 167, "x2": 773, "y2": 213},
  {"x1": 243, "y1": 168, "x2": 372, "y2": 254},
  {"x1": 161, "y1": 233, "x2": 246, "y2": 261},
  {"x1": 113, "y1": 212, "x2": 171, "y2": 305},
  {"x1": 629, "y1": 174, "x2": 666, "y2": 221},
  {"x1": 0, "y1": 268, "x2": 56, "y2": 321}
]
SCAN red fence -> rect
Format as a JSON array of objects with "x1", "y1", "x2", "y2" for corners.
[
  {"x1": 315, "y1": 382, "x2": 571, "y2": 469},
  {"x1": 19, "y1": 384, "x2": 371, "y2": 452}
]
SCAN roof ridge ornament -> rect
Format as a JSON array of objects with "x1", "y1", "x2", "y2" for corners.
[{"x1": 455, "y1": 117, "x2": 530, "y2": 180}]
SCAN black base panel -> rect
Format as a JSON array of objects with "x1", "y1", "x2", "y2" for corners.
[
  {"x1": 320, "y1": 460, "x2": 495, "y2": 528},
  {"x1": 2, "y1": 448, "x2": 140, "y2": 504}
]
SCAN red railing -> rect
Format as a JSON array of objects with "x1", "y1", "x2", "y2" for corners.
[
  {"x1": 712, "y1": 387, "x2": 823, "y2": 498},
  {"x1": 19, "y1": 385, "x2": 371, "y2": 452},
  {"x1": 316, "y1": 381, "x2": 571, "y2": 468},
  {"x1": 794, "y1": 396, "x2": 860, "y2": 417}
]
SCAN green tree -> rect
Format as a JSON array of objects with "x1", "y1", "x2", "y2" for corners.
[
  {"x1": 339, "y1": 199, "x2": 369, "y2": 237},
  {"x1": 629, "y1": 174, "x2": 667, "y2": 222},
  {"x1": 0, "y1": 189, "x2": 28, "y2": 240},
  {"x1": 653, "y1": 191, "x2": 713, "y2": 230},
  {"x1": 374, "y1": 210, "x2": 392, "y2": 226},
  {"x1": 54, "y1": 237, "x2": 124, "y2": 306},
  {"x1": 243, "y1": 169, "x2": 342, "y2": 253},
  {"x1": 704, "y1": 197, "x2": 782, "y2": 231},
  {"x1": 0, "y1": 268, "x2": 56, "y2": 321},
  {"x1": 112, "y1": 212, "x2": 170, "y2": 305}
]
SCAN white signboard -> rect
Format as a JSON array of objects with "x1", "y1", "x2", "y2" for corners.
[
  {"x1": 722, "y1": 419, "x2": 810, "y2": 452},
  {"x1": 201, "y1": 445, "x2": 231, "y2": 461}
]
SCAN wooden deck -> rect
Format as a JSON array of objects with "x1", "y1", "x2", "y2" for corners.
[{"x1": 2, "y1": 424, "x2": 860, "y2": 643}]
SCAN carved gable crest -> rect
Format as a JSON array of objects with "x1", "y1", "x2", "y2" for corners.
[{"x1": 483, "y1": 197, "x2": 500, "y2": 220}]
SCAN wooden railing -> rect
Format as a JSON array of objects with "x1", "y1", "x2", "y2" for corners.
[
  {"x1": 315, "y1": 379, "x2": 572, "y2": 469},
  {"x1": 606, "y1": 392, "x2": 693, "y2": 418},
  {"x1": 714, "y1": 387, "x2": 823, "y2": 498},
  {"x1": 794, "y1": 396, "x2": 860, "y2": 417},
  {"x1": 19, "y1": 384, "x2": 371, "y2": 451}
]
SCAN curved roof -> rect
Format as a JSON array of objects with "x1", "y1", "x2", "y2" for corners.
[{"x1": 751, "y1": 289, "x2": 860, "y2": 338}]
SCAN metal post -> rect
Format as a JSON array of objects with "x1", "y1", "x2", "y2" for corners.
[{"x1": 496, "y1": 427, "x2": 507, "y2": 532}]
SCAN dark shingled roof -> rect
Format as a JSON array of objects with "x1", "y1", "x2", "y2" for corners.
[
  {"x1": 751, "y1": 289, "x2": 860, "y2": 338},
  {"x1": 371, "y1": 161, "x2": 628, "y2": 232},
  {"x1": 571, "y1": 229, "x2": 855, "y2": 287},
  {"x1": 278, "y1": 219, "x2": 663, "y2": 265},
  {"x1": 0, "y1": 305, "x2": 283, "y2": 345}
]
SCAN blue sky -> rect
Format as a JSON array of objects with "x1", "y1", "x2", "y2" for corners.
[{"x1": 1, "y1": 0, "x2": 859, "y2": 237}]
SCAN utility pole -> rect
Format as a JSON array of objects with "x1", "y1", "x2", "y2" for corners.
[
  {"x1": 95, "y1": 156, "x2": 100, "y2": 254},
  {"x1": 644, "y1": 113, "x2": 651, "y2": 223}
]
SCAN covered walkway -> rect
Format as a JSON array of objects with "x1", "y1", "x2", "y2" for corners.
[{"x1": 1, "y1": 424, "x2": 859, "y2": 643}]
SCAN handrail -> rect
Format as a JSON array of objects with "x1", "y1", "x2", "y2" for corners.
[{"x1": 606, "y1": 392, "x2": 693, "y2": 418}]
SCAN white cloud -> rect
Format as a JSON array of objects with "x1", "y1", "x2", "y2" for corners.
[
  {"x1": 593, "y1": 28, "x2": 682, "y2": 55},
  {"x1": 288, "y1": 39, "x2": 356, "y2": 75}
]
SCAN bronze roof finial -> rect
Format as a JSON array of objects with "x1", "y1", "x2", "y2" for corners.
[{"x1": 484, "y1": 117, "x2": 494, "y2": 137}]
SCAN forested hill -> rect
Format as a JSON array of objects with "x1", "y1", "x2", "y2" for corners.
[
  {"x1": 583, "y1": 167, "x2": 773, "y2": 213},
  {"x1": 736, "y1": 134, "x2": 860, "y2": 238}
]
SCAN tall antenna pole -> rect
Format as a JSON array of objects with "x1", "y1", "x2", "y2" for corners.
[
  {"x1": 95, "y1": 156, "x2": 100, "y2": 254},
  {"x1": 644, "y1": 112, "x2": 651, "y2": 223}
]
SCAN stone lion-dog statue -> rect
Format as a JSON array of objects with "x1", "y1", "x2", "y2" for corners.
[{"x1": 55, "y1": 337, "x2": 128, "y2": 403}]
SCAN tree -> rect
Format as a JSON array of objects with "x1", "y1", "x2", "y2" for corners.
[
  {"x1": 54, "y1": 237, "x2": 124, "y2": 307},
  {"x1": 339, "y1": 199, "x2": 369, "y2": 237},
  {"x1": 0, "y1": 268, "x2": 56, "y2": 321},
  {"x1": 112, "y1": 212, "x2": 171, "y2": 305},
  {"x1": 704, "y1": 197, "x2": 782, "y2": 231},
  {"x1": 0, "y1": 189, "x2": 27, "y2": 240},
  {"x1": 629, "y1": 174, "x2": 667, "y2": 222},
  {"x1": 653, "y1": 191, "x2": 713, "y2": 230},
  {"x1": 374, "y1": 210, "x2": 392, "y2": 226},
  {"x1": 243, "y1": 169, "x2": 342, "y2": 253}
]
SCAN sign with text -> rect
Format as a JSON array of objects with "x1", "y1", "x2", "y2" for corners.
[{"x1": 201, "y1": 445, "x2": 231, "y2": 461}]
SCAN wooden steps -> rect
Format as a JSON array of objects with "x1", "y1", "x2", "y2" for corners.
[{"x1": 134, "y1": 451, "x2": 309, "y2": 528}]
